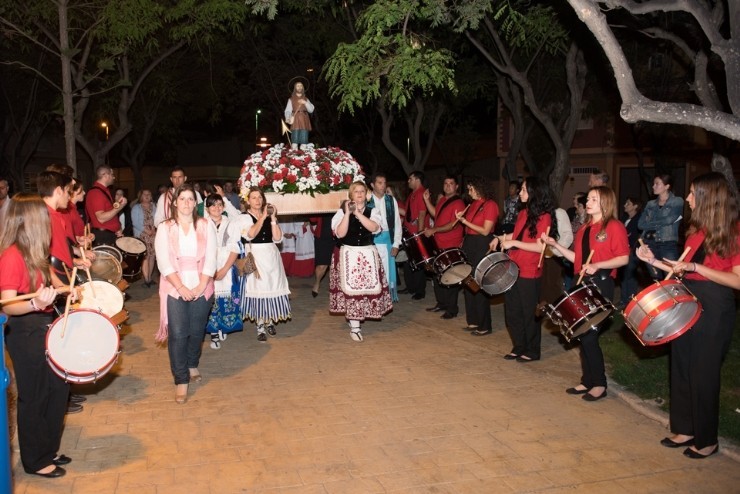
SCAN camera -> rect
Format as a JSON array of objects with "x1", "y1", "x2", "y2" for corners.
[
  {"x1": 348, "y1": 201, "x2": 357, "y2": 213},
  {"x1": 266, "y1": 204, "x2": 275, "y2": 216}
]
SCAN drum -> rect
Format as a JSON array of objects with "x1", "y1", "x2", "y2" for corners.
[
  {"x1": 74, "y1": 281, "x2": 127, "y2": 325},
  {"x1": 116, "y1": 237, "x2": 147, "y2": 277},
  {"x1": 474, "y1": 252, "x2": 519, "y2": 295},
  {"x1": 433, "y1": 249, "x2": 472, "y2": 286},
  {"x1": 93, "y1": 245, "x2": 122, "y2": 263},
  {"x1": 45, "y1": 309, "x2": 120, "y2": 383},
  {"x1": 402, "y1": 231, "x2": 439, "y2": 271},
  {"x1": 89, "y1": 250, "x2": 122, "y2": 285},
  {"x1": 623, "y1": 279, "x2": 702, "y2": 346},
  {"x1": 545, "y1": 281, "x2": 614, "y2": 342}
]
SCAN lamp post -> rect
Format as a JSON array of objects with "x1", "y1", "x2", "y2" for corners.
[
  {"x1": 255, "y1": 109, "x2": 261, "y2": 139},
  {"x1": 101, "y1": 121, "x2": 109, "y2": 140}
]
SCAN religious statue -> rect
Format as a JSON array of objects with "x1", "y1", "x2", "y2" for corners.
[{"x1": 284, "y1": 77, "x2": 314, "y2": 150}]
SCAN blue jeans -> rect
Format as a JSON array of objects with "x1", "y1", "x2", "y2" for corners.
[
  {"x1": 646, "y1": 241, "x2": 678, "y2": 280},
  {"x1": 167, "y1": 295, "x2": 214, "y2": 384}
]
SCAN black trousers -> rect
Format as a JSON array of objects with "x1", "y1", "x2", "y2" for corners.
[
  {"x1": 433, "y1": 277, "x2": 460, "y2": 315},
  {"x1": 462, "y1": 235, "x2": 492, "y2": 330},
  {"x1": 577, "y1": 276, "x2": 614, "y2": 389},
  {"x1": 403, "y1": 261, "x2": 427, "y2": 297},
  {"x1": 670, "y1": 280, "x2": 735, "y2": 449},
  {"x1": 504, "y1": 277, "x2": 541, "y2": 359},
  {"x1": 5, "y1": 312, "x2": 70, "y2": 472}
]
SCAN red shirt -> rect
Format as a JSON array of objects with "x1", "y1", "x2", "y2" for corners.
[
  {"x1": 464, "y1": 199, "x2": 498, "y2": 235},
  {"x1": 85, "y1": 182, "x2": 120, "y2": 232},
  {"x1": 47, "y1": 204, "x2": 73, "y2": 266},
  {"x1": 573, "y1": 219, "x2": 629, "y2": 279},
  {"x1": 66, "y1": 205, "x2": 85, "y2": 237},
  {"x1": 508, "y1": 210, "x2": 552, "y2": 279},
  {"x1": 433, "y1": 195, "x2": 465, "y2": 249},
  {"x1": 403, "y1": 187, "x2": 430, "y2": 234},
  {"x1": 0, "y1": 245, "x2": 40, "y2": 294},
  {"x1": 684, "y1": 226, "x2": 740, "y2": 281}
]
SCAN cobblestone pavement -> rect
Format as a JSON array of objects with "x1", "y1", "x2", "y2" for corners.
[{"x1": 9, "y1": 278, "x2": 739, "y2": 493}]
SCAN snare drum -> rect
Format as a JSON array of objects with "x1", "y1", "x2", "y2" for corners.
[
  {"x1": 74, "y1": 281, "x2": 127, "y2": 324},
  {"x1": 623, "y1": 279, "x2": 702, "y2": 346},
  {"x1": 474, "y1": 252, "x2": 519, "y2": 295},
  {"x1": 93, "y1": 245, "x2": 122, "y2": 263},
  {"x1": 116, "y1": 237, "x2": 147, "y2": 277},
  {"x1": 45, "y1": 309, "x2": 120, "y2": 383},
  {"x1": 89, "y1": 250, "x2": 123, "y2": 284},
  {"x1": 545, "y1": 281, "x2": 614, "y2": 342},
  {"x1": 402, "y1": 231, "x2": 439, "y2": 271},
  {"x1": 433, "y1": 249, "x2": 472, "y2": 286}
]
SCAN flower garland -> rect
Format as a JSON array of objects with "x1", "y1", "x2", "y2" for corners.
[{"x1": 239, "y1": 144, "x2": 365, "y2": 198}]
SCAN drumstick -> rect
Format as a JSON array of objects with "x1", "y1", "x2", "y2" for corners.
[
  {"x1": 451, "y1": 204, "x2": 471, "y2": 228},
  {"x1": 576, "y1": 250, "x2": 595, "y2": 286},
  {"x1": 0, "y1": 286, "x2": 71, "y2": 305},
  {"x1": 79, "y1": 246, "x2": 97, "y2": 297},
  {"x1": 664, "y1": 246, "x2": 692, "y2": 281},
  {"x1": 537, "y1": 227, "x2": 551, "y2": 268},
  {"x1": 60, "y1": 267, "x2": 78, "y2": 338}
]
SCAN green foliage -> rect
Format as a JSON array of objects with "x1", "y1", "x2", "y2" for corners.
[
  {"x1": 491, "y1": 1, "x2": 569, "y2": 56},
  {"x1": 324, "y1": 0, "x2": 457, "y2": 114}
]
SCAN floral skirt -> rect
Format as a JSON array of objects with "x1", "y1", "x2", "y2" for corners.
[
  {"x1": 206, "y1": 269, "x2": 243, "y2": 334},
  {"x1": 329, "y1": 245, "x2": 392, "y2": 321}
]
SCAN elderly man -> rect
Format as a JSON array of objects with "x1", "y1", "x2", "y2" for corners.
[
  {"x1": 368, "y1": 173, "x2": 402, "y2": 302},
  {"x1": 85, "y1": 165, "x2": 125, "y2": 246}
]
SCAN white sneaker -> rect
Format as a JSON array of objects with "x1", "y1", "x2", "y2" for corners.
[
  {"x1": 218, "y1": 330, "x2": 227, "y2": 341},
  {"x1": 210, "y1": 339, "x2": 221, "y2": 350},
  {"x1": 350, "y1": 331, "x2": 363, "y2": 342}
]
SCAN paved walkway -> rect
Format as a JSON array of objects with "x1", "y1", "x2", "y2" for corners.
[{"x1": 9, "y1": 278, "x2": 740, "y2": 493}]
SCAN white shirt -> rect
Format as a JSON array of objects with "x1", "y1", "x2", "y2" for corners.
[
  {"x1": 369, "y1": 192, "x2": 402, "y2": 249},
  {"x1": 155, "y1": 220, "x2": 217, "y2": 289}
]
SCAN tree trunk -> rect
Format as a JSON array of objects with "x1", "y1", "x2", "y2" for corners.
[{"x1": 58, "y1": 0, "x2": 76, "y2": 172}]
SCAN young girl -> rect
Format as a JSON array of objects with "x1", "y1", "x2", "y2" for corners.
[
  {"x1": 637, "y1": 172, "x2": 739, "y2": 459},
  {"x1": 543, "y1": 186, "x2": 629, "y2": 401}
]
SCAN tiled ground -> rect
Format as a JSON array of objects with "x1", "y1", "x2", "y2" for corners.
[{"x1": 8, "y1": 278, "x2": 739, "y2": 493}]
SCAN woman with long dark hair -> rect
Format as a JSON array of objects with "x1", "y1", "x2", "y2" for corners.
[
  {"x1": 491, "y1": 176, "x2": 557, "y2": 361},
  {"x1": 456, "y1": 176, "x2": 498, "y2": 335},
  {"x1": 0, "y1": 193, "x2": 71, "y2": 477},
  {"x1": 543, "y1": 186, "x2": 629, "y2": 401},
  {"x1": 637, "y1": 172, "x2": 739, "y2": 459},
  {"x1": 155, "y1": 184, "x2": 217, "y2": 404}
]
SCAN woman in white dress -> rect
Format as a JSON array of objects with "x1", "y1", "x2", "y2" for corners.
[{"x1": 240, "y1": 187, "x2": 291, "y2": 341}]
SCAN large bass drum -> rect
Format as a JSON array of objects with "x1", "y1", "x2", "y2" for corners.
[
  {"x1": 474, "y1": 252, "x2": 519, "y2": 296},
  {"x1": 623, "y1": 279, "x2": 702, "y2": 346}
]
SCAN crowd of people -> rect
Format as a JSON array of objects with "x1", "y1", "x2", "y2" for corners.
[{"x1": 0, "y1": 164, "x2": 737, "y2": 481}]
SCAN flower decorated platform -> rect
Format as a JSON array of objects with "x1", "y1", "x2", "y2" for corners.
[{"x1": 239, "y1": 144, "x2": 365, "y2": 215}]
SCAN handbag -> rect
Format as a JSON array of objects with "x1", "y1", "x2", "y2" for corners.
[{"x1": 234, "y1": 241, "x2": 260, "y2": 278}]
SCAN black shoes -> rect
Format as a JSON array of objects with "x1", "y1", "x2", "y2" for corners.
[
  {"x1": 471, "y1": 329, "x2": 492, "y2": 336},
  {"x1": 683, "y1": 445, "x2": 719, "y2": 459},
  {"x1": 311, "y1": 290, "x2": 318, "y2": 298},
  {"x1": 257, "y1": 333, "x2": 267, "y2": 342},
  {"x1": 397, "y1": 288, "x2": 410, "y2": 294},
  {"x1": 52, "y1": 454, "x2": 72, "y2": 466},
  {"x1": 69, "y1": 394, "x2": 86, "y2": 403},
  {"x1": 440, "y1": 312, "x2": 457, "y2": 319},
  {"x1": 426, "y1": 305, "x2": 444, "y2": 312},
  {"x1": 266, "y1": 325, "x2": 276, "y2": 337},
  {"x1": 565, "y1": 387, "x2": 590, "y2": 395},
  {"x1": 660, "y1": 436, "x2": 694, "y2": 448},
  {"x1": 26, "y1": 466, "x2": 66, "y2": 478},
  {"x1": 582, "y1": 390, "x2": 607, "y2": 401},
  {"x1": 503, "y1": 353, "x2": 519, "y2": 360},
  {"x1": 516, "y1": 356, "x2": 538, "y2": 363},
  {"x1": 66, "y1": 402, "x2": 83, "y2": 414},
  {"x1": 411, "y1": 293, "x2": 425, "y2": 300}
]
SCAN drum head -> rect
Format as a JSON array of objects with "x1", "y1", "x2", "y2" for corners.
[
  {"x1": 93, "y1": 245, "x2": 122, "y2": 262},
  {"x1": 475, "y1": 253, "x2": 519, "y2": 295},
  {"x1": 46, "y1": 310, "x2": 119, "y2": 380},
  {"x1": 116, "y1": 236, "x2": 146, "y2": 254},
  {"x1": 440, "y1": 263, "x2": 472, "y2": 285},
  {"x1": 89, "y1": 251, "x2": 122, "y2": 284},
  {"x1": 76, "y1": 281, "x2": 124, "y2": 317}
]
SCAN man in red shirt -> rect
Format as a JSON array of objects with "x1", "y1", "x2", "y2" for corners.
[
  {"x1": 422, "y1": 175, "x2": 465, "y2": 318},
  {"x1": 86, "y1": 165, "x2": 126, "y2": 246},
  {"x1": 400, "y1": 171, "x2": 431, "y2": 300}
]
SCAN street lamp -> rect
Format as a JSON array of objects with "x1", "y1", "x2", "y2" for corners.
[
  {"x1": 255, "y1": 109, "x2": 261, "y2": 137},
  {"x1": 101, "y1": 121, "x2": 109, "y2": 140}
]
